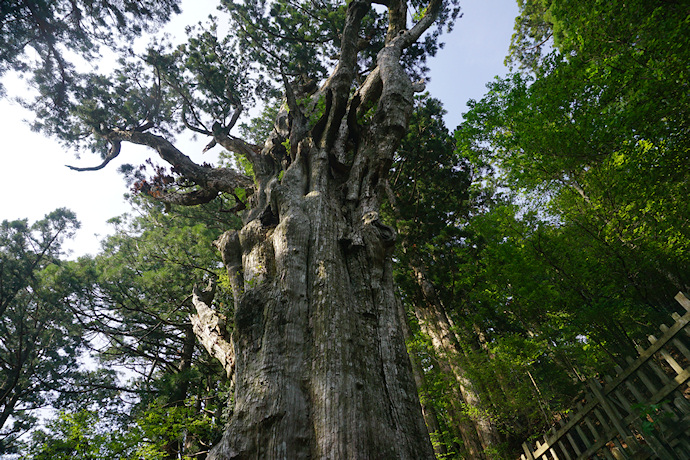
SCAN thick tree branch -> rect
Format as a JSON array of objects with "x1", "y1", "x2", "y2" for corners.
[
  {"x1": 182, "y1": 106, "x2": 212, "y2": 136},
  {"x1": 385, "y1": 0, "x2": 407, "y2": 43},
  {"x1": 114, "y1": 128, "x2": 252, "y2": 189},
  {"x1": 318, "y1": 0, "x2": 371, "y2": 148},
  {"x1": 343, "y1": 0, "x2": 442, "y2": 215},
  {"x1": 67, "y1": 128, "x2": 254, "y2": 207},
  {"x1": 354, "y1": 66, "x2": 382, "y2": 118},
  {"x1": 214, "y1": 134, "x2": 261, "y2": 164},
  {"x1": 190, "y1": 281, "x2": 235, "y2": 379},
  {"x1": 399, "y1": 0, "x2": 443, "y2": 48},
  {"x1": 226, "y1": 104, "x2": 243, "y2": 132}
]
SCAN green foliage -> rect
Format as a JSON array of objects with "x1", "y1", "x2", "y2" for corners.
[
  {"x1": 133, "y1": 396, "x2": 225, "y2": 460},
  {"x1": 25, "y1": 393, "x2": 227, "y2": 460},
  {"x1": 10, "y1": 1, "x2": 688, "y2": 459},
  {"x1": 25, "y1": 410, "x2": 137, "y2": 460},
  {"x1": 631, "y1": 400, "x2": 673, "y2": 436},
  {"x1": 0, "y1": 0, "x2": 180, "y2": 100},
  {"x1": 280, "y1": 138, "x2": 291, "y2": 153},
  {"x1": 304, "y1": 94, "x2": 327, "y2": 127},
  {"x1": 238, "y1": 100, "x2": 281, "y2": 146},
  {"x1": 416, "y1": 2, "x2": 690, "y2": 454},
  {"x1": 0, "y1": 209, "x2": 88, "y2": 451},
  {"x1": 458, "y1": 0, "x2": 690, "y2": 318},
  {"x1": 24, "y1": 0, "x2": 462, "y2": 156},
  {"x1": 89, "y1": 198, "x2": 235, "y2": 453}
]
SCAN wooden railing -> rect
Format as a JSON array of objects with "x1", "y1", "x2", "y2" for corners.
[{"x1": 520, "y1": 292, "x2": 690, "y2": 460}]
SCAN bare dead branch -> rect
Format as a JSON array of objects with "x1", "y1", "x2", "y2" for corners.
[
  {"x1": 191, "y1": 281, "x2": 235, "y2": 379},
  {"x1": 66, "y1": 140, "x2": 121, "y2": 171}
]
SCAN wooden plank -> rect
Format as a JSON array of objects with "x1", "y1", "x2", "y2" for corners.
[
  {"x1": 646, "y1": 358, "x2": 673, "y2": 387},
  {"x1": 593, "y1": 408, "x2": 612, "y2": 434},
  {"x1": 557, "y1": 439, "x2": 573, "y2": 460},
  {"x1": 531, "y1": 347, "x2": 687, "y2": 460},
  {"x1": 671, "y1": 337, "x2": 690, "y2": 363},
  {"x1": 577, "y1": 424, "x2": 626, "y2": 459},
  {"x1": 675, "y1": 291, "x2": 690, "y2": 312},
  {"x1": 623, "y1": 364, "x2": 681, "y2": 456},
  {"x1": 548, "y1": 440, "x2": 560, "y2": 460},
  {"x1": 583, "y1": 416, "x2": 601, "y2": 444},
  {"x1": 644, "y1": 359, "x2": 684, "y2": 417},
  {"x1": 658, "y1": 347, "x2": 684, "y2": 375},
  {"x1": 565, "y1": 431, "x2": 582, "y2": 457},
  {"x1": 610, "y1": 438, "x2": 627, "y2": 460},
  {"x1": 535, "y1": 440, "x2": 550, "y2": 460},
  {"x1": 576, "y1": 407, "x2": 677, "y2": 460},
  {"x1": 575, "y1": 423, "x2": 593, "y2": 451},
  {"x1": 601, "y1": 447, "x2": 615, "y2": 460},
  {"x1": 606, "y1": 385, "x2": 641, "y2": 452},
  {"x1": 635, "y1": 364, "x2": 660, "y2": 396},
  {"x1": 649, "y1": 366, "x2": 690, "y2": 406},
  {"x1": 535, "y1": 440, "x2": 543, "y2": 460},
  {"x1": 522, "y1": 442, "x2": 536, "y2": 460},
  {"x1": 606, "y1": 372, "x2": 633, "y2": 415},
  {"x1": 588, "y1": 380, "x2": 634, "y2": 446}
]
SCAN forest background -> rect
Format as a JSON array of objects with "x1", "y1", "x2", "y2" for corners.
[{"x1": 1, "y1": 0, "x2": 688, "y2": 458}]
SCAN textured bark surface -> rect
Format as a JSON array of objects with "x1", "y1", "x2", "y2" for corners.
[
  {"x1": 191, "y1": 282, "x2": 235, "y2": 379},
  {"x1": 197, "y1": 4, "x2": 441, "y2": 451},
  {"x1": 207, "y1": 197, "x2": 432, "y2": 459}
]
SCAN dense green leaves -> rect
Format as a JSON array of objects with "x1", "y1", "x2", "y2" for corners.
[
  {"x1": 426, "y1": 0, "x2": 690, "y2": 454},
  {"x1": 385, "y1": 3, "x2": 689, "y2": 454},
  {"x1": 0, "y1": 0, "x2": 180, "y2": 111},
  {"x1": 73, "y1": 198, "x2": 236, "y2": 458},
  {"x1": 0, "y1": 209, "x2": 83, "y2": 452},
  {"x1": 26, "y1": 410, "x2": 137, "y2": 460}
]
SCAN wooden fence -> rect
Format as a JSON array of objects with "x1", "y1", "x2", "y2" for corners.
[{"x1": 520, "y1": 292, "x2": 690, "y2": 460}]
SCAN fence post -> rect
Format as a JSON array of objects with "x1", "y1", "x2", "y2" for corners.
[
  {"x1": 522, "y1": 442, "x2": 536, "y2": 460},
  {"x1": 674, "y1": 292, "x2": 690, "y2": 311},
  {"x1": 587, "y1": 380, "x2": 632, "y2": 448}
]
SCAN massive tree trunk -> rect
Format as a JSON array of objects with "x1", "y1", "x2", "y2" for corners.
[
  {"x1": 185, "y1": 1, "x2": 443, "y2": 457},
  {"x1": 77, "y1": 0, "x2": 448, "y2": 455},
  {"x1": 194, "y1": 129, "x2": 435, "y2": 457},
  {"x1": 201, "y1": 191, "x2": 432, "y2": 459}
]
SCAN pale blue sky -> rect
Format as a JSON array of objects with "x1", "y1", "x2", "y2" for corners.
[{"x1": 0, "y1": 0, "x2": 518, "y2": 257}]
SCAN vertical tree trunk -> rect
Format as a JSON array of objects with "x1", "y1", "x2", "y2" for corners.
[
  {"x1": 409, "y1": 261, "x2": 503, "y2": 457},
  {"x1": 396, "y1": 297, "x2": 448, "y2": 457}
]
